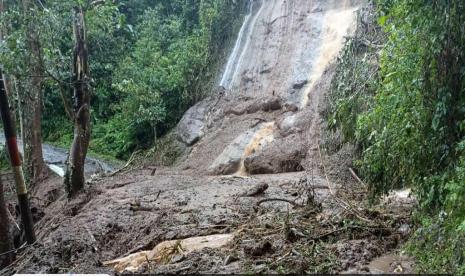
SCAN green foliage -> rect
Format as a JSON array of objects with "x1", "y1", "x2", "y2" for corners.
[
  {"x1": 327, "y1": 6, "x2": 383, "y2": 144},
  {"x1": 1, "y1": 0, "x2": 247, "y2": 160},
  {"x1": 329, "y1": 0, "x2": 465, "y2": 273},
  {"x1": 97, "y1": 0, "x2": 246, "y2": 158}
]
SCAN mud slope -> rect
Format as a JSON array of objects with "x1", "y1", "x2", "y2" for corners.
[{"x1": 1, "y1": 0, "x2": 414, "y2": 274}]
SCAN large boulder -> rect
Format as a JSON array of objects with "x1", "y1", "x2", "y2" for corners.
[
  {"x1": 176, "y1": 100, "x2": 209, "y2": 146},
  {"x1": 243, "y1": 135, "x2": 306, "y2": 174}
]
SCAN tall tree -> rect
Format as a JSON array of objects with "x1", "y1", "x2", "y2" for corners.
[
  {"x1": 18, "y1": 0, "x2": 46, "y2": 185},
  {"x1": 64, "y1": 6, "x2": 91, "y2": 197}
]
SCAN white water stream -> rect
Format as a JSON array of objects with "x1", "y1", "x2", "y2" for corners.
[{"x1": 219, "y1": 0, "x2": 264, "y2": 89}]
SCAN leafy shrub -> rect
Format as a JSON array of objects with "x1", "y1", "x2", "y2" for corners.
[{"x1": 329, "y1": 0, "x2": 465, "y2": 272}]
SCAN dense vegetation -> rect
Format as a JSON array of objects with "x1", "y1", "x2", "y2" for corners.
[
  {"x1": 1, "y1": 0, "x2": 246, "y2": 160},
  {"x1": 329, "y1": 0, "x2": 465, "y2": 273}
]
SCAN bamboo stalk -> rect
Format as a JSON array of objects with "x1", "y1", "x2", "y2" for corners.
[{"x1": 0, "y1": 70, "x2": 36, "y2": 244}]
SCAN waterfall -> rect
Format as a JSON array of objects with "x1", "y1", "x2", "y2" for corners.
[{"x1": 219, "y1": 0, "x2": 263, "y2": 90}]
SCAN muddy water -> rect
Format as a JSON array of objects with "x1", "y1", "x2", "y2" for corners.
[
  {"x1": 300, "y1": 6, "x2": 358, "y2": 108},
  {"x1": 236, "y1": 122, "x2": 275, "y2": 175}
]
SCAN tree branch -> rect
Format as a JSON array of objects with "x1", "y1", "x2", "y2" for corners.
[{"x1": 44, "y1": 69, "x2": 74, "y2": 120}]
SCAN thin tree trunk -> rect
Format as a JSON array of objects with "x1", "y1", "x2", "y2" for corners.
[
  {"x1": 0, "y1": 2, "x2": 17, "y2": 266},
  {"x1": 0, "y1": 178, "x2": 14, "y2": 268},
  {"x1": 65, "y1": 7, "x2": 91, "y2": 197},
  {"x1": 0, "y1": 70, "x2": 36, "y2": 245},
  {"x1": 19, "y1": 0, "x2": 46, "y2": 185},
  {"x1": 153, "y1": 123, "x2": 157, "y2": 146}
]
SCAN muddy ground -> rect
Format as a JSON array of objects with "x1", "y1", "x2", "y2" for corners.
[{"x1": 1, "y1": 153, "x2": 415, "y2": 274}]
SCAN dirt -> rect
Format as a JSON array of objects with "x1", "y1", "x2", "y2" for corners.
[{"x1": 1, "y1": 0, "x2": 417, "y2": 274}]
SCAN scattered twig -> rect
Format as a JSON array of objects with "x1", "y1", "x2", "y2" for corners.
[
  {"x1": 317, "y1": 144, "x2": 373, "y2": 224},
  {"x1": 150, "y1": 167, "x2": 157, "y2": 176},
  {"x1": 145, "y1": 255, "x2": 154, "y2": 273},
  {"x1": 154, "y1": 190, "x2": 161, "y2": 202},
  {"x1": 111, "y1": 181, "x2": 136, "y2": 189},
  {"x1": 7, "y1": 208, "x2": 20, "y2": 231},
  {"x1": 0, "y1": 242, "x2": 27, "y2": 258},
  {"x1": 256, "y1": 198, "x2": 302, "y2": 207},
  {"x1": 85, "y1": 226, "x2": 98, "y2": 252},
  {"x1": 349, "y1": 168, "x2": 367, "y2": 187},
  {"x1": 109, "y1": 150, "x2": 141, "y2": 177}
]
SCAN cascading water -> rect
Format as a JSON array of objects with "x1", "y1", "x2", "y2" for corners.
[
  {"x1": 204, "y1": 0, "x2": 364, "y2": 177},
  {"x1": 219, "y1": 0, "x2": 263, "y2": 90}
]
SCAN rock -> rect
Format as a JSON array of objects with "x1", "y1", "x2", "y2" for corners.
[
  {"x1": 243, "y1": 240, "x2": 274, "y2": 256},
  {"x1": 207, "y1": 127, "x2": 258, "y2": 175},
  {"x1": 242, "y1": 183, "x2": 269, "y2": 197},
  {"x1": 177, "y1": 100, "x2": 209, "y2": 146},
  {"x1": 278, "y1": 114, "x2": 297, "y2": 135},
  {"x1": 277, "y1": 110, "x2": 312, "y2": 137},
  {"x1": 258, "y1": 96, "x2": 282, "y2": 112},
  {"x1": 292, "y1": 79, "x2": 308, "y2": 89},
  {"x1": 244, "y1": 136, "x2": 306, "y2": 174},
  {"x1": 225, "y1": 96, "x2": 282, "y2": 116},
  {"x1": 170, "y1": 254, "x2": 185, "y2": 263},
  {"x1": 284, "y1": 103, "x2": 299, "y2": 112}
]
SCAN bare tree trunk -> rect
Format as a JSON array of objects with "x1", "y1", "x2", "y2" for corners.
[
  {"x1": 65, "y1": 7, "x2": 91, "y2": 198},
  {"x1": 19, "y1": 0, "x2": 46, "y2": 185},
  {"x1": 0, "y1": 178, "x2": 14, "y2": 268},
  {"x1": 1, "y1": 70, "x2": 36, "y2": 245}
]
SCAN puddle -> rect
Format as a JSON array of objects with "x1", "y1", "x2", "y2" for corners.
[{"x1": 367, "y1": 253, "x2": 415, "y2": 274}]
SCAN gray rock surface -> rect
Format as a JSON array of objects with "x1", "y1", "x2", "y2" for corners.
[
  {"x1": 177, "y1": 100, "x2": 209, "y2": 146},
  {"x1": 244, "y1": 135, "x2": 306, "y2": 174}
]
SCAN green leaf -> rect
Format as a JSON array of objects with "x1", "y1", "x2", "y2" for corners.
[{"x1": 377, "y1": 15, "x2": 388, "y2": 26}]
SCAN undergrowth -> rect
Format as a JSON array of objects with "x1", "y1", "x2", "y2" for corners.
[{"x1": 327, "y1": 0, "x2": 465, "y2": 273}]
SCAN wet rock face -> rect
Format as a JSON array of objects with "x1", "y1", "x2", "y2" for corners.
[
  {"x1": 244, "y1": 136, "x2": 306, "y2": 174},
  {"x1": 207, "y1": 128, "x2": 258, "y2": 175},
  {"x1": 177, "y1": 100, "x2": 209, "y2": 146}
]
